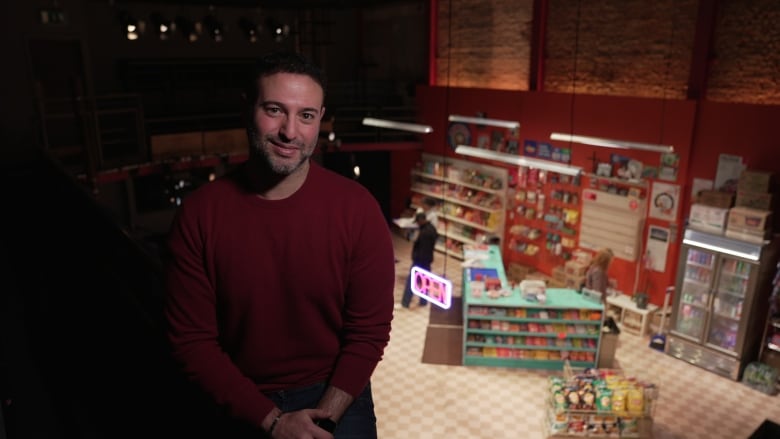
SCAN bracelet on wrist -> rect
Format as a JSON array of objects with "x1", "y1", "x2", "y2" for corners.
[{"x1": 267, "y1": 413, "x2": 283, "y2": 436}]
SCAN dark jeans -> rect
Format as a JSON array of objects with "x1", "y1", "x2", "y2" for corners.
[
  {"x1": 263, "y1": 382, "x2": 377, "y2": 439},
  {"x1": 401, "y1": 263, "x2": 430, "y2": 307}
]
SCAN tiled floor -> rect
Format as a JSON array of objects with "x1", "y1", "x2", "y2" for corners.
[{"x1": 372, "y1": 233, "x2": 780, "y2": 438}]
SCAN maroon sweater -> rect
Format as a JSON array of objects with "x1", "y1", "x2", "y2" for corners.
[{"x1": 164, "y1": 162, "x2": 395, "y2": 429}]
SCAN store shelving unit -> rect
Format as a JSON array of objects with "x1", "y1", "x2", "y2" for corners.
[
  {"x1": 461, "y1": 245, "x2": 604, "y2": 370},
  {"x1": 410, "y1": 153, "x2": 508, "y2": 260},
  {"x1": 506, "y1": 169, "x2": 582, "y2": 270},
  {"x1": 757, "y1": 262, "x2": 780, "y2": 391}
]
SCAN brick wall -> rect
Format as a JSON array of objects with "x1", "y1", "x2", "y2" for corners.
[
  {"x1": 435, "y1": 0, "x2": 780, "y2": 105},
  {"x1": 436, "y1": 0, "x2": 534, "y2": 90}
]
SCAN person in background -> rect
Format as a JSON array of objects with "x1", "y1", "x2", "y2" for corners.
[
  {"x1": 401, "y1": 212, "x2": 439, "y2": 309},
  {"x1": 164, "y1": 50, "x2": 395, "y2": 439},
  {"x1": 417, "y1": 197, "x2": 439, "y2": 226},
  {"x1": 585, "y1": 248, "x2": 614, "y2": 305}
]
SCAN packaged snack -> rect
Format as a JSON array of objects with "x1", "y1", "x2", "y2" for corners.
[
  {"x1": 602, "y1": 416, "x2": 620, "y2": 437},
  {"x1": 580, "y1": 389, "x2": 596, "y2": 410},
  {"x1": 611, "y1": 389, "x2": 627, "y2": 414},
  {"x1": 596, "y1": 387, "x2": 612, "y2": 412},
  {"x1": 620, "y1": 416, "x2": 639, "y2": 436},
  {"x1": 549, "y1": 411, "x2": 568, "y2": 433},
  {"x1": 567, "y1": 415, "x2": 587, "y2": 434},
  {"x1": 552, "y1": 390, "x2": 567, "y2": 411},
  {"x1": 627, "y1": 387, "x2": 644, "y2": 414},
  {"x1": 566, "y1": 388, "x2": 581, "y2": 409},
  {"x1": 588, "y1": 415, "x2": 606, "y2": 435}
]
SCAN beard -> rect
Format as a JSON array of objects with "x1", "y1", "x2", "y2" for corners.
[{"x1": 248, "y1": 126, "x2": 314, "y2": 176}]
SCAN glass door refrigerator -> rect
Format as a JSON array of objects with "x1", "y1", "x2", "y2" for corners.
[{"x1": 666, "y1": 228, "x2": 780, "y2": 380}]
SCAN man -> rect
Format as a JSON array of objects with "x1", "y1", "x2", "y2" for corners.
[
  {"x1": 164, "y1": 51, "x2": 395, "y2": 439},
  {"x1": 401, "y1": 212, "x2": 439, "y2": 308}
]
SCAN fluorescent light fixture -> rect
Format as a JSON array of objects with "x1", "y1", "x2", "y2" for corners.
[
  {"x1": 362, "y1": 117, "x2": 432, "y2": 134},
  {"x1": 550, "y1": 133, "x2": 674, "y2": 153},
  {"x1": 449, "y1": 115, "x2": 520, "y2": 130},
  {"x1": 454, "y1": 145, "x2": 582, "y2": 176},
  {"x1": 682, "y1": 228, "x2": 762, "y2": 261}
]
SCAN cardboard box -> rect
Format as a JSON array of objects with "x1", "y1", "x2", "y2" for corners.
[
  {"x1": 736, "y1": 190, "x2": 775, "y2": 210},
  {"x1": 695, "y1": 190, "x2": 734, "y2": 208},
  {"x1": 726, "y1": 206, "x2": 773, "y2": 243},
  {"x1": 564, "y1": 260, "x2": 588, "y2": 277},
  {"x1": 688, "y1": 204, "x2": 729, "y2": 234},
  {"x1": 738, "y1": 170, "x2": 775, "y2": 193},
  {"x1": 572, "y1": 249, "x2": 593, "y2": 266},
  {"x1": 506, "y1": 263, "x2": 531, "y2": 283},
  {"x1": 724, "y1": 227, "x2": 770, "y2": 244},
  {"x1": 552, "y1": 266, "x2": 567, "y2": 284},
  {"x1": 727, "y1": 206, "x2": 772, "y2": 232}
]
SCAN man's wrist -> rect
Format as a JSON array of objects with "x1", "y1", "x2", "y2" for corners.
[{"x1": 262, "y1": 407, "x2": 283, "y2": 434}]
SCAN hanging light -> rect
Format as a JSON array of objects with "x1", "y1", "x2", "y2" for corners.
[
  {"x1": 362, "y1": 117, "x2": 433, "y2": 134},
  {"x1": 175, "y1": 16, "x2": 199, "y2": 43},
  {"x1": 238, "y1": 17, "x2": 260, "y2": 43},
  {"x1": 149, "y1": 12, "x2": 174, "y2": 40},
  {"x1": 549, "y1": 133, "x2": 674, "y2": 153},
  {"x1": 203, "y1": 14, "x2": 224, "y2": 42},
  {"x1": 455, "y1": 145, "x2": 582, "y2": 177},
  {"x1": 265, "y1": 17, "x2": 290, "y2": 42},
  {"x1": 448, "y1": 114, "x2": 519, "y2": 130},
  {"x1": 118, "y1": 11, "x2": 142, "y2": 41}
]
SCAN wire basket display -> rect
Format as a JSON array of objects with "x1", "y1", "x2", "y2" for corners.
[{"x1": 545, "y1": 361, "x2": 658, "y2": 438}]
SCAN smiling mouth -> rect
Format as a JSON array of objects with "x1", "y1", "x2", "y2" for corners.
[{"x1": 268, "y1": 140, "x2": 298, "y2": 158}]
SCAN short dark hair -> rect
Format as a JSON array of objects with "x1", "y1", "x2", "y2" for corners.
[
  {"x1": 245, "y1": 50, "x2": 327, "y2": 105},
  {"x1": 415, "y1": 213, "x2": 427, "y2": 222}
]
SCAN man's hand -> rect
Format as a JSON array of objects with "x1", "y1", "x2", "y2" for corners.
[{"x1": 270, "y1": 408, "x2": 334, "y2": 439}]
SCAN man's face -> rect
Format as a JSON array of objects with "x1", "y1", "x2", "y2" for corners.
[{"x1": 249, "y1": 72, "x2": 324, "y2": 176}]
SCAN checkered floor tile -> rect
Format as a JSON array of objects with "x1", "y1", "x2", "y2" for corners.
[{"x1": 372, "y1": 233, "x2": 780, "y2": 438}]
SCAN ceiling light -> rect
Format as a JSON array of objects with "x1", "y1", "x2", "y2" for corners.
[
  {"x1": 238, "y1": 17, "x2": 259, "y2": 43},
  {"x1": 118, "y1": 11, "x2": 141, "y2": 41},
  {"x1": 265, "y1": 17, "x2": 290, "y2": 42},
  {"x1": 449, "y1": 115, "x2": 520, "y2": 130},
  {"x1": 550, "y1": 133, "x2": 674, "y2": 153},
  {"x1": 203, "y1": 14, "x2": 224, "y2": 42},
  {"x1": 362, "y1": 117, "x2": 433, "y2": 134},
  {"x1": 454, "y1": 145, "x2": 582, "y2": 176},
  {"x1": 150, "y1": 12, "x2": 174, "y2": 40},
  {"x1": 175, "y1": 16, "x2": 199, "y2": 42}
]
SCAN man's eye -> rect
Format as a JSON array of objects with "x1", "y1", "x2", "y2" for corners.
[{"x1": 265, "y1": 106, "x2": 281, "y2": 114}]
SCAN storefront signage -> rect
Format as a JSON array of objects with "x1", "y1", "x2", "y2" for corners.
[{"x1": 410, "y1": 266, "x2": 453, "y2": 309}]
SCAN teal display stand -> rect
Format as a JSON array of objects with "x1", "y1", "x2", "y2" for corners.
[{"x1": 462, "y1": 245, "x2": 604, "y2": 370}]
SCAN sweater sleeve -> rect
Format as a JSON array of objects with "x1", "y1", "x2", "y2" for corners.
[
  {"x1": 164, "y1": 202, "x2": 275, "y2": 429},
  {"x1": 328, "y1": 194, "x2": 395, "y2": 397}
]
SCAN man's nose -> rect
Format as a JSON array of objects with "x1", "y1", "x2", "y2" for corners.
[{"x1": 278, "y1": 116, "x2": 297, "y2": 141}]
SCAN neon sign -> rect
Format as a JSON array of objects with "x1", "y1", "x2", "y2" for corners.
[{"x1": 410, "y1": 266, "x2": 453, "y2": 309}]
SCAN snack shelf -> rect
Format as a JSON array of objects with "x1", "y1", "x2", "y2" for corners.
[
  {"x1": 461, "y1": 245, "x2": 605, "y2": 370},
  {"x1": 411, "y1": 154, "x2": 508, "y2": 261},
  {"x1": 545, "y1": 362, "x2": 658, "y2": 438}
]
